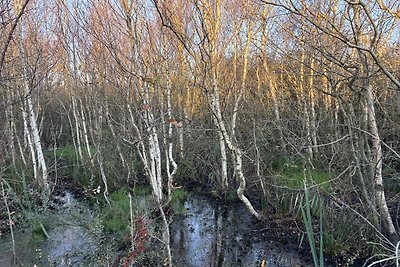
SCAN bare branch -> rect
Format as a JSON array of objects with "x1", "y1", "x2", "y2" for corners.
[{"x1": 0, "y1": 0, "x2": 31, "y2": 76}]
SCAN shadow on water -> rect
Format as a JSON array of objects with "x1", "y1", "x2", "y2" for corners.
[{"x1": 171, "y1": 195, "x2": 311, "y2": 267}]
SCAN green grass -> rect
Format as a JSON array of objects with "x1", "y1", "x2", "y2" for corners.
[
  {"x1": 322, "y1": 208, "x2": 364, "y2": 260},
  {"x1": 3, "y1": 159, "x2": 33, "y2": 194},
  {"x1": 270, "y1": 157, "x2": 333, "y2": 192},
  {"x1": 31, "y1": 220, "x2": 50, "y2": 241},
  {"x1": 99, "y1": 187, "x2": 155, "y2": 238},
  {"x1": 45, "y1": 145, "x2": 97, "y2": 190},
  {"x1": 49, "y1": 145, "x2": 77, "y2": 161},
  {"x1": 101, "y1": 189, "x2": 131, "y2": 235},
  {"x1": 132, "y1": 185, "x2": 152, "y2": 196}
]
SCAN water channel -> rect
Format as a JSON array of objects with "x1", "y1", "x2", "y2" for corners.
[{"x1": 0, "y1": 192, "x2": 314, "y2": 266}]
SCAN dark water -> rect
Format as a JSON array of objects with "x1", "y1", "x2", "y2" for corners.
[
  {"x1": 171, "y1": 195, "x2": 309, "y2": 267},
  {"x1": 0, "y1": 192, "x2": 312, "y2": 266},
  {"x1": 0, "y1": 191, "x2": 99, "y2": 267}
]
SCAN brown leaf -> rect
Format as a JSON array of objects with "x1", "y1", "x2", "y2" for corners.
[
  {"x1": 142, "y1": 104, "x2": 150, "y2": 111},
  {"x1": 169, "y1": 118, "x2": 183, "y2": 128}
]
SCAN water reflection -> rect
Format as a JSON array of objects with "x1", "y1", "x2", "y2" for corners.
[
  {"x1": 0, "y1": 191, "x2": 98, "y2": 267},
  {"x1": 0, "y1": 192, "x2": 310, "y2": 267},
  {"x1": 171, "y1": 195, "x2": 306, "y2": 267}
]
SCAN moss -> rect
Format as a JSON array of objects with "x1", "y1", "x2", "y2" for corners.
[{"x1": 171, "y1": 187, "x2": 190, "y2": 202}]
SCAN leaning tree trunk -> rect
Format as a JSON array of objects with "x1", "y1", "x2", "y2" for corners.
[
  {"x1": 366, "y1": 84, "x2": 397, "y2": 240},
  {"x1": 210, "y1": 66, "x2": 262, "y2": 219}
]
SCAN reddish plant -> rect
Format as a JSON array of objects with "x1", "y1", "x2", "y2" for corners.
[{"x1": 121, "y1": 216, "x2": 149, "y2": 267}]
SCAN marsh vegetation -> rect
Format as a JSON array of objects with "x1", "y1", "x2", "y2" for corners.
[{"x1": 1, "y1": 0, "x2": 400, "y2": 266}]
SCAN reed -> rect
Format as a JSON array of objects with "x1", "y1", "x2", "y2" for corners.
[{"x1": 301, "y1": 180, "x2": 324, "y2": 267}]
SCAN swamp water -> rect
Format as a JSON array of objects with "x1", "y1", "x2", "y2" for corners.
[
  {"x1": 0, "y1": 192, "x2": 312, "y2": 266},
  {"x1": 0, "y1": 191, "x2": 100, "y2": 266},
  {"x1": 170, "y1": 195, "x2": 310, "y2": 267}
]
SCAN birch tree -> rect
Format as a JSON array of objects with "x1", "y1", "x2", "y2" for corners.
[
  {"x1": 260, "y1": 0, "x2": 400, "y2": 241},
  {"x1": 154, "y1": 0, "x2": 262, "y2": 218},
  {"x1": 12, "y1": 0, "x2": 49, "y2": 191}
]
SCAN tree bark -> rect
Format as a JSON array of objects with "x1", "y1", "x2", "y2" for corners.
[{"x1": 366, "y1": 84, "x2": 397, "y2": 240}]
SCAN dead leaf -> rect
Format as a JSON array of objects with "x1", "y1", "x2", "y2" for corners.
[{"x1": 142, "y1": 104, "x2": 150, "y2": 111}]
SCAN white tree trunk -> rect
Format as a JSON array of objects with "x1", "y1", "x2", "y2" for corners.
[
  {"x1": 366, "y1": 84, "x2": 397, "y2": 239},
  {"x1": 72, "y1": 97, "x2": 84, "y2": 163},
  {"x1": 80, "y1": 100, "x2": 93, "y2": 162},
  {"x1": 26, "y1": 87, "x2": 48, "y2": 190},
  {"x1": 5, "y1": 89, "x2": 20, "y2": 168},
  {"x1": 166, "y1": 78, "x2": 178, "y2": 198},
  {"x1": 210, "y1": 68, "x2": 261, "y2": 219},
  {"x1": 309, "y1": 58, "x2": 318, "y2": 156},
  {"x1": 299, "y1": 18, "x2": 313, "y2": 159},
  {"x1": 18, "y1": 42, "x2": 49, "y2": 191}
]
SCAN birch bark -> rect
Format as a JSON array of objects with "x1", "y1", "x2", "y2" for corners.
[
  {"x1": 366, "y1": 84, "x2": 397, "y2": 239},
  {"x1": 16, "y1": 26, "x2": 49, "y2": 190}
]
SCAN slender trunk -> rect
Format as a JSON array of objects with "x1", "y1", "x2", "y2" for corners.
[
  {"x1": 72, "y1": 97, "x2": 83, "y2": 163},
  {"x1": 261, "y1": 8, "x2": 286, "y2": 154},
  {"x1": 177, "y1": 85, "x2": 185, "y2": 160},
  {"x1": 26, "y1": 86, "x2": 48, "y2": 190},
  {"x1": 299, "y1": 16, "x2": 313, "y2": 159},
  {"x1": 22, "y1": 98, "x2": 37, "y2": 183},
  {"x1": 63, "y1": 100, "x2": 79, "y2": 165},
  {"x1": 344, "y1": 101, "x2": 378, "y2": 224},
  {"x1": 19, "y1": 43, "x2": 48, "y2": 190},
  {"x1": 229, "y1": 20, "x2": 252, "y2": 191},
  {"x1": 96, "y1": 148, "x2": 110, "y2": 205},
  {"x1": 15, "y1": 122, "x2": 27, "y2": 167},
  {"x1": 254, "y1": 118, "x2": 267, "y2": 200},
  {"x1": 5, "y1": 90, "x2": 17, "y2": 168},
  {"x1": 366, "y1": 84, "x2": 397, "y2": 239},
  {"x1": 143, "y1": 84, "x2": 163, "y2": 201},
  {"x1": 141, "y1": 83, "x2": 172, "y2": 264},
  {"x1": 301, "y1": 60, "x2": 312, "y2": 159},
  {"x1": 158, "y1": 200, "x2": 172, "y2": 267},
  {"x1": 216, "y1": 126, "x2": 228, "y2": 189},
  {"x1": 210, "y1": 67, "x2": 261, "y2": 219},
  {"x1": 166, "y1": 77, "x2": 178, "y2": 199},
  {"x1": 2, "y1": 182, "x2": 16, "y2": 264},
  {"x1": 309, "y1": 58, "x2": 318, "y2": 156},
  {"x1": 178, "y1": 126, "x2": 184, "y2": 160},
  {"x1": 269, "y1": 76, "x2": 286, "y2": 153},
  {"x1": 80, "y1": 100, "x2": 93, "y2": 163},
  {"x1": 232, "y1": 21, "x2": 252, "y2": 138},
  {"x1": 105, "y1": 100, "x2": 127, "y2": 168}
]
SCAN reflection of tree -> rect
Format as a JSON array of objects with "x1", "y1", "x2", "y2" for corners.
[{"x1": 215, "y1": 206, "x2": 225, "y2": 266}]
